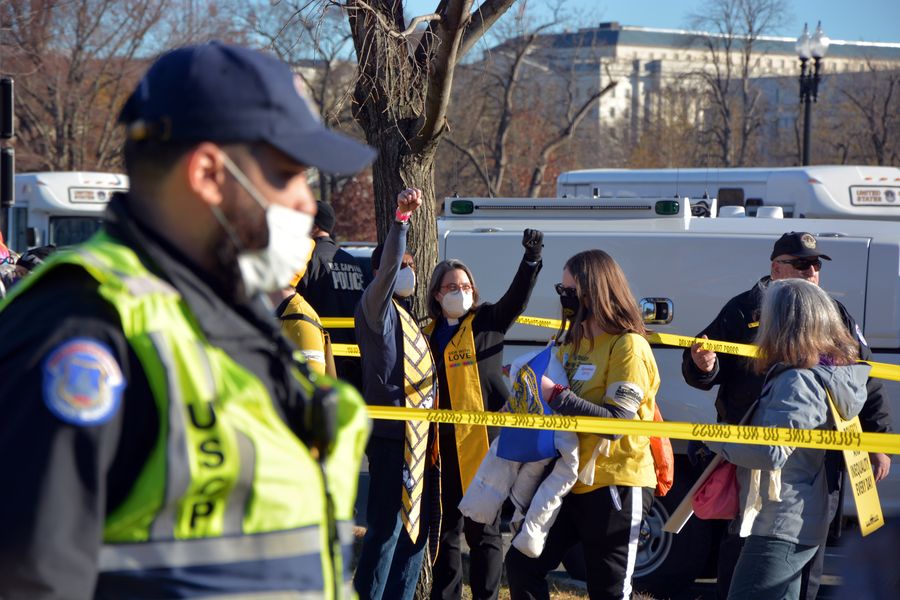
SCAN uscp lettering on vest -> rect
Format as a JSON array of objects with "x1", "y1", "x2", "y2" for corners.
[{"x1": 186, "y1": 401, "x2": 230, "y2": 531}]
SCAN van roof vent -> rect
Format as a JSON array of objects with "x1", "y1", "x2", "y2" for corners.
[
  {"x1": 718, "y1": 206, "x2": 746, "y2": 218},
  {"x1": 756, "y1": 206, "x2": 784, "y2": 219}
]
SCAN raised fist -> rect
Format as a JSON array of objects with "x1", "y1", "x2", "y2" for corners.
[
  {"x1": 396, "y1": 188, "x2": 422, "y2": 220},
  {"x1": 522, "y1": 228, "x2": 544, "y2": 262}
]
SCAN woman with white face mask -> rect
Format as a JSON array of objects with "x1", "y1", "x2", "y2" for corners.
[{"x1": 424, "y1": 229, "x2": 544, "y2": 600}]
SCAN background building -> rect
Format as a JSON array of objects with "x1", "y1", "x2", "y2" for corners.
[{"x1": 487, "y1": 22, "x2": 900, "y2": 151}]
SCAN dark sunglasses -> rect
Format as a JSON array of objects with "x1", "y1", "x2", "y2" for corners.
[
  {"x1": 554, "y1": 283, "x2": 577, "y2": 296},
  {"x1": 775, "y1": 258, "x2": 822, "y2": 271}
]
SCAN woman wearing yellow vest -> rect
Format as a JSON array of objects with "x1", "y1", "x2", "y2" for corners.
[
  {"x1": 425, "y1": 229, "x2": 543, "y2": 600},
  {"x1": 277, "y1": 290, "x2": 336, "y2": 376},
  {"x1": 276, "y1": 267, "x2": 337, "y2": 377},
  {"x1": 505, "y1": 249, "x2": 659, "y2": 600}
]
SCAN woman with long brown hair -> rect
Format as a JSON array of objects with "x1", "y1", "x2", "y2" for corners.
[
  {"x1": 506, "y1": 249, "x2": 660, "y2": 600},
  {"x1": 708, "y1": 278, "x2": 868, "y2": 599}
]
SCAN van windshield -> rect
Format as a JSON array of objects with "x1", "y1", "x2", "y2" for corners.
[{"x1": 49, "y1": 216, "x2": 105, "y2": 247}]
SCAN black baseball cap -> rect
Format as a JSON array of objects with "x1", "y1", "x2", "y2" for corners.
[
  {"x1": 770, "y1": 232, "x2": 832, "y2": 261},
  {"x1": 118, "y1": 42, "x2": 376, "y2": 176},
  {"x1": 315, "y1": 201, "x2": 336, "y2": 234}
]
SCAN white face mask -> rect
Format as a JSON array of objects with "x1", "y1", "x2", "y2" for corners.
[
  {"x1": 394, "y1": 267, "x2": 416, "y2": 298},
  {"x1": 441, "y1": 290, "x2": 473, "y2": 319},
  {"x1": 216, "y1": 154, "x2": 314, "y2": 296}
]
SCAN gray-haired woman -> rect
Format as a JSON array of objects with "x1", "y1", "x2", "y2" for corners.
[{"x1": 706, "y1": 279, "x2": 869, "y2": 600}]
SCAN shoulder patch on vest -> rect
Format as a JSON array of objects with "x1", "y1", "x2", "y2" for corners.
[{"x1": 43, "y1": 338, "x2": 125, "y2": 426}]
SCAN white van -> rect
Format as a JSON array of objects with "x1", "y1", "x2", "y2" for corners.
[
  {"x1": 437, "y1": 196, "x2": 900, "y2": 595},
  {"x1": 556, "y1": 166, "x2": 900, "y2": 220},
  {"x1": 6, "y1": 172, "x2": 128, "y2": 253}
]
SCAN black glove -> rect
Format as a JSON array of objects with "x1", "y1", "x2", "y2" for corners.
[{"x1": 522, "y1": 228, "x2": 544, "y2": 262}]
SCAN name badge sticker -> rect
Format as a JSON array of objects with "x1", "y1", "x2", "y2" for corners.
[{"x1": 572, "y1": 364, "x2": 596, "y2": 381}]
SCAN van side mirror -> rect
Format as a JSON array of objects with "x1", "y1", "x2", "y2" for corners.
[
  {"x1": 640, "y1": 298, "x2": 674, "y2": 325},
  {"x1": 26, "y1": 227, "x2": 38, "y2": 247}
]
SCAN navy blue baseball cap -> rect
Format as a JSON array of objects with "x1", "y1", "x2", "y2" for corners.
[
  {"x1": 118, "y1": 42, "x2": 375, "y2": 176},
  {"x1": 770, "y1": 232, "x2": 832, "y2": 261}
]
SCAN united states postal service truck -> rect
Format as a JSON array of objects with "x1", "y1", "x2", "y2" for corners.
[
  {"x1": 557, "y1": 165, "x2": 900, "y2": 220},
  {"x1": 5, "y1": 172, "x2": 128, "y2": 253}
]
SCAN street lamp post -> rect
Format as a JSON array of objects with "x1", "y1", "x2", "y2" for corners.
[{"x1": 795, "y1": 21, "x2": 830, "y2": 166}]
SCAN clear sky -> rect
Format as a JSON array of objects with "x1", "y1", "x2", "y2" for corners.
[{"x1": 407, "y1": 0, "x2": 900, "y2": 44}]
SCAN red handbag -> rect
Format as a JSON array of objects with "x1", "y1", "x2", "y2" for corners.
[{"x1": 692, "y1": 460, "x2": 739, "y2": 520}]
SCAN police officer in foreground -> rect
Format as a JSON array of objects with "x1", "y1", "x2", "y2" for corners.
[
  {"x1": 0, "y1": 42, "x2": 375, "y2": 599},
  {"x1": 683, "y1": 231, "x2": 893, "y2": 600}
]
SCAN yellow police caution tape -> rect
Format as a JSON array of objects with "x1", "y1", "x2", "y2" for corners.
[
  {"x1": 321, "y1": 317, "x2": 355, "y2": 329},
  {"x1": 366, "y1": 405, "x2": 900, "y2": 454},
  {"x1": 332, "y1": 343, "x2": 360, "y2": 358},
  {"x1": 322, "y1": 315, "x2": 900, "y2": 382},
  {"x1": 647, "y1": 332, "x2": 759, "y2": 358},
  {"x1": 646, "y1": 331, "x2": 900, "y2": 382}
]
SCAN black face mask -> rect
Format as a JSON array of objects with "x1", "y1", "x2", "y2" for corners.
[{"x1": 559, "y1": 293, "x2": 580, "y2": 318}]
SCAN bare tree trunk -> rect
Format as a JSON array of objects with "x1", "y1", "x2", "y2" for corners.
[
  {"x1": 721, "y1": 119, "x2": 732, "y2": 167},
  {"x1": 412, "y1": 546, "x2": 433, "y2": 600},
  {"x1": 347, "y1": 0, "x2": 516, "y2": 315},
  {"x1": 368, "y1": 126, "x2": 439, "y2": 320}
]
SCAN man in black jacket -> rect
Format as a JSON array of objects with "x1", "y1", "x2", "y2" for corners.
[
  {"x1": 682, "y1": 231, "x2": 892, "y2": 599},
  {"x1": 298, "y1": 200, "x2": 366, "y2": 389}
]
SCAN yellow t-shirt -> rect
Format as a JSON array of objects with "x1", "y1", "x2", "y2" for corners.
[
  {"x1": 557, "y1": 331, "x2": 659, "y2": 492},
  {"x1": 280, "y1": 293, "x2": 327, "y2": 376}
]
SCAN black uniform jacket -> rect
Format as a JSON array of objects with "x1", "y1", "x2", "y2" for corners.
[
  {"x1": 432, "y1": 255, "x2": 542, "y2": 487},
  {"x1": 682, "y1": 276, "x2": 892, "y2": 433},
  {"x1": 0, "y1": 196, "x2": 315, "y2": 598},
  {"x1": 297, "y1": 235, "x2": 365, "y2": 345}
]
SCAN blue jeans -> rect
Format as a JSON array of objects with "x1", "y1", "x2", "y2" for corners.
[
  {"x1": 728, "y1": 535, "x2": 819, "y2": 600},
  {"x1": 354, "y1": 437, "x2": 428, "y2": 600}
]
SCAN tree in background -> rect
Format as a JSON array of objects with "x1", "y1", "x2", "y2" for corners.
[
  {"x1": 242, "y1": 2, "x2": 363, "y2": 205},
  {"x1": 766, "y1": 62, "x2": 900, "y2": 167},
  {"x1": 295, "y1": 0, "x2": 518, "y2": 317},
  {"x1": 440, "y1": 1, "x2": 616, "y2": 198},
  {"x1": 689, "y1": 0, "x2": 787, "y2": 167},
  {"x1": 1, "y1": 0, "x2": 237, "y2": 172},
  {"x1": 628, "y1": 78, "x2": 706, "y2": 167},
  {"x1": 330, "y1": 170, "x2": 378, "y2": 242},
  {"x1": 835, "y1": 62, "x2": 899, "y2": 165}
]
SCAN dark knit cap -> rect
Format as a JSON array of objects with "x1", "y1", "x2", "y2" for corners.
[{"x1": 315, "y1": 201, "x2": 336, "y2": 234}]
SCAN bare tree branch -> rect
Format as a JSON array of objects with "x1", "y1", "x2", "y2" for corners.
[
  {"x1": 415, "y1": 0, "x2": 474, "y2": 150},
  {"x1": 444, "y1": 136, "x2": 496, "y2": 195},
  {"x1": 458, "y1": 0, "x2": 517, "y2": 61},
  {"x1": 527, "y1": 80, "x2": 617, "y2": 196},
  {"x1": 397, "y1": 12, "x2": 442, "y2": 38}
]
